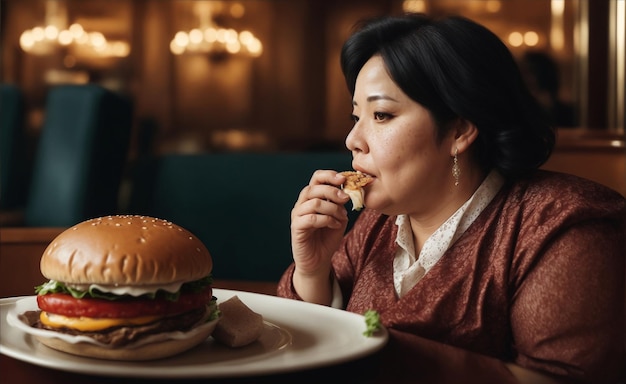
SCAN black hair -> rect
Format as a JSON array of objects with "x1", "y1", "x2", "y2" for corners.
[{"x1": 340, "y1": 13, "x2": 555, "y2": 178}]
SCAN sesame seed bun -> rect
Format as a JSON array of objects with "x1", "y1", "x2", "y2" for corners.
[{"x1": 40, "y1": 215, "x2": 213, "y2": 286}]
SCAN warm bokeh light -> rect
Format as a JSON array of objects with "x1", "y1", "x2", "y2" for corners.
[
  {"x1": 230, "y1": 2, "x2": 245, "y2": 18},
  {"x1": 89, "y1": 32, "x2": 106, "y2": 48},
  {"x1": 485, "y1": 0, "x2": 502, "y2": 13},
  {"x1": 58, "y1": 30, "x2": 73, "y2": 45},
  {"x1": 402, "y1": 0, "x2": 427, "y2": 13},
  {"x1": 508, "y1": 32, "x2": 524, "y2": 47},
  {"x1": 44, "y1": 25, "x2": 59, "y2": 40},
  {"x1": 170, "y1": 26, "x2": 263, "y2": 57},
  {"x1": 225, "y1": 29, "x2": 238, "y2": 44},
  {"x1": 19, "y1": 21, "x2": 130, "y2": 58},
  {"x1": 247, "y1": 38, "x2": 263, "y2": 57},
  {"x1": 189, "y1": 28, "x2": 204, "y2": 45},
  {"x1": 75, "y1": 31, "x2": 89, "y2": 45},
  {"x1": 69, "y1": 23, "x2": 84, "y2": 39},
  {"x1": 202, "y1": 28, "x2": 214, "y2": 43},
  {"x1": 524, "y1": 31, "x2": 539, "y2": 46},
  {"x1": 551, "y1": 0, "x2": 565, "y2": 51},
  {"x1": 225, "y1": 41, "x2": 241, "y2": 54},
  {"x1": 32, "y1": 27, "x2": 45, "y2": 42},
  {"x1": 110, "y1": 41, "x2": 130, "y2": 57},
  {"x1": 19, "y1": 31, "x2": 35, "y2": 50},
  {"x1": 170, "y1": 39, "x2": 184, "y2": 55},
  {"x1": 174, "y1": 31, "x2": 189, "y2": 46},
  {"x1": 169, "y1": 2, "x2": 262, "y2": 58},
  {"x1": 507, "y1": 31, "x2": 540, "y2": 48},
  {"x1": 216, "y1": 28, "x2": 227, "y2": 44}
]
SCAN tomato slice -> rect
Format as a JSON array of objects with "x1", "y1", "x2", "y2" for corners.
[{"x1": 37, "y1": 287, "x2": 213, "y2": 319}]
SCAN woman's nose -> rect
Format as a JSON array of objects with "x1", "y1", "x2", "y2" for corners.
[{"x1": 345, "y1": 124, "x2": 360, "y2": 153}]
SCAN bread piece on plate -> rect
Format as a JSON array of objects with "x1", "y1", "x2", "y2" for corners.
[
  {"x1": 340, "y1": 171, "x2": 374, "y2": 211},
  {"x1": 213, "y1": 296, "x2": 263, "y2": 347}
]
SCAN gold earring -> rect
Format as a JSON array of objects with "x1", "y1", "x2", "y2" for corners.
[{"x1": 452, "y1": 148, "x2": 460, "y2": 186}]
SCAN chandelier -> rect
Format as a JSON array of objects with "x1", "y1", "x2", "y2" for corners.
[
  {"x1": 19, "y1": 1, "x2": 130, "y2": 58},
  {"x1": 169, "y1": 2, "x2": 262, "y2": 58}
]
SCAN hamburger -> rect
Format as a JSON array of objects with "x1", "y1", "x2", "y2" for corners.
[
  {"x1": 340, "y1": 171, "x2": 374, "y2": 211},
  {"x1": 19, "y1": 215, "x2": 219, "y2": 361}
]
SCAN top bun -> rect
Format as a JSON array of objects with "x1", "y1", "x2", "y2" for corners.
[{"x1": 40, "y1": 215, "x2": 212, "y2": 285}]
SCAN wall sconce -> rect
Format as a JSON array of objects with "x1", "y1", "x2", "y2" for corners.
[
  {"x1": 169, "y1": 1, "x2": 262, "y2": 58},
  {"x1": 19, "y1": 1, "x2": 130, "y2": 58}
]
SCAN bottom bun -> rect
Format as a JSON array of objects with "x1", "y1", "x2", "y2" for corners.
[{"x1": 35, "y1": 318, "x2": 219, "y2": 361}]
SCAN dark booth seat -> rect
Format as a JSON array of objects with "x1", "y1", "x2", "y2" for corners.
[
  {"x1": 0, "y1": 84, "x2": 29, "y2": 212},
  {"x1": 127, "y1": 152, "x2": 359, "y2": 282},
  {"x1": 24, "y1": 84, "x2": 132, "y2": 227}
]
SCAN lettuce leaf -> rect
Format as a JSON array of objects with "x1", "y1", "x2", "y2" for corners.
[
  {"x1": 34, "y1": 275, "x2": 213, "y2": 301},
  {"x1": 207, "y1": 298, "x2": 221, "y2": 321}
]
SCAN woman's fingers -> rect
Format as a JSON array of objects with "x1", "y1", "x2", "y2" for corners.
[
  {"x1": 295, "y1": 170, "x2": 349, "y2": 206},
  {"x1": 293, "y1": 196, "x2": 348, "y2": 226},
  {"x1": 296, "y1": 184, "x2": 349, "y2": 208},
  {"x1": 294, "y1": 184, "x2": 349, "y2": 218},
  {"x1": 291, "y1": 170, "x2": 351, "y2": 233}
]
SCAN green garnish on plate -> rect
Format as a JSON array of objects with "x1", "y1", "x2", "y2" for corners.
[{"x1": 363, "y1": 309, "x2": 381, "y2": 337}]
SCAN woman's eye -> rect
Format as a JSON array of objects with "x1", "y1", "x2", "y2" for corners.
[
  {"x1": 350, "y1": 114, "x2": 359, "y2": 123},
  {"x1": 373, "y1": 112, "x2": 390, "y2": 121}
]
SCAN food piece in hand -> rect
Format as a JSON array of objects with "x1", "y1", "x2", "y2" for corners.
[
  {"x1": 340, "y1": 171, "x2": 374, "y2": 211},
  {"x1": 212, "y1": 295, "x2": 264, "y2": 347},
  {"x1": 22, "y1": 215, "x2": 219, "y2": 361}
]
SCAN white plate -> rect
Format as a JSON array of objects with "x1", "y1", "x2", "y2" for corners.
[{"x1": 0, "y1": 289, "x2": 388, "y2": 378}]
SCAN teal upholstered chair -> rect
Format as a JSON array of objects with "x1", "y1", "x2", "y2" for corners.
[
  {"x1": 25, "y1": 84, "x2": 132, "y2": 227},
  {"x1": 0, "y1": 84, "x2": 29, "y2": 211},
  {"x1": 128, "y1": 152, "x2": 356, "y2": 281}
]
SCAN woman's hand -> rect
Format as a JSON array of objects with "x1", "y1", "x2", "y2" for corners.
[{"x1": 290, "y1": 170, "x2": 351, "y2": 305}]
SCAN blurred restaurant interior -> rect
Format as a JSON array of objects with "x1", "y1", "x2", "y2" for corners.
[
  {"x1": 2, "y1": 0, "x2": 624, "y2": 151},
  {"x1": 0, "y1": 0, "x2": 625, "y2": 290}
]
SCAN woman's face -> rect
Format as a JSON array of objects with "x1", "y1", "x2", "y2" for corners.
[{"x1": 346, "y1": 55, "x2": 456, "y2": 217}]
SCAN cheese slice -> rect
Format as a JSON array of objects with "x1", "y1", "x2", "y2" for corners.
[{"x1": 40, "y1": 311, "x2": 162, "y2": 332}]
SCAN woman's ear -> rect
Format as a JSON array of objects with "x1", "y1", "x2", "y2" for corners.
[{"x1": 451, "y1": 119, "x2": 478, "y2": 156}]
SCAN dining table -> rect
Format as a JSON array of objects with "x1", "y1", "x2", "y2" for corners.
[
  {"x1": 0, "y1": 227, "x2": 385, "y2": 383},
  {"x1": 0, "y1": 355, "x2": 381, "y2": 384}
]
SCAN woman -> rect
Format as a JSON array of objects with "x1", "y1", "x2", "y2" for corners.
[{"x1": 277, "y1": 13, "x2": 625, "y2": 384}]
